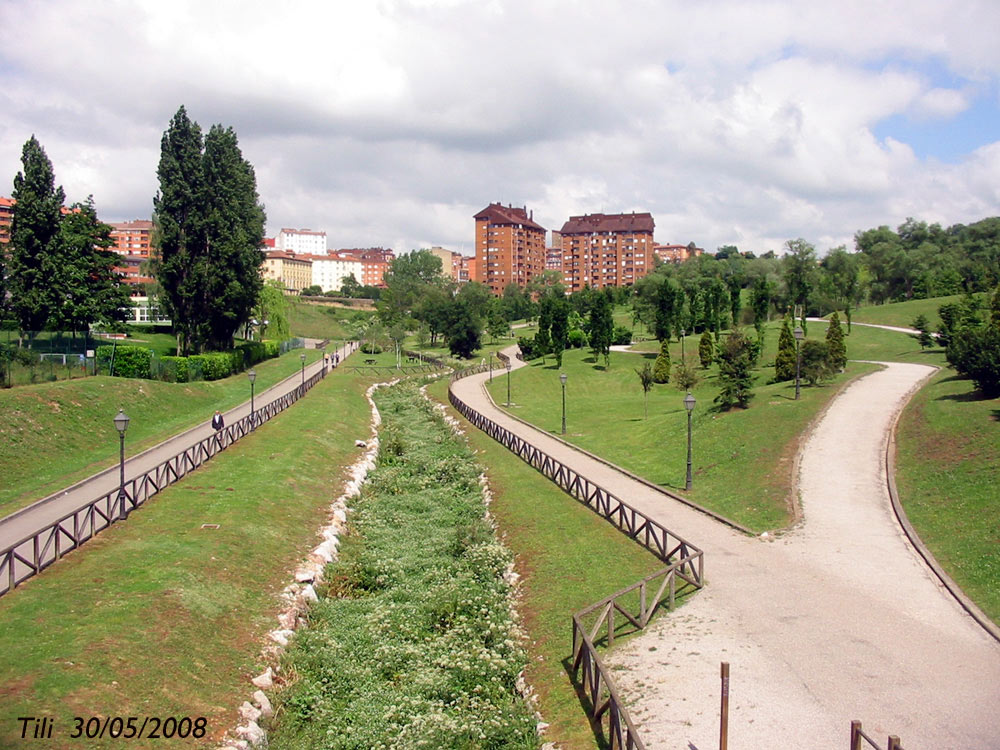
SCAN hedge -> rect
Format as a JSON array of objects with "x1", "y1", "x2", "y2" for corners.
[{"x1": 96, "y1": 345, "x2": 152, "y2": 379}]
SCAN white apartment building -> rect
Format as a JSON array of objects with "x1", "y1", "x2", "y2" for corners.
[
  {"x1": 276, "y1": 227, "x2": 327, "y2": 255},
  {"x1": 305, "y1": 253, "x2": 365, "y2": 293}
]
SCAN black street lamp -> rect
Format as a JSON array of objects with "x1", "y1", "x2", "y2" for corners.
[
  {"x1": 248, "y1": 369, "x2": 257, "y2": 429},
  {"x1": 300, "y1": 352, "x2": 306, "y2": 391},
  {"x1": 560, "y1": 372, "x2": 568, "y2": 434},
  {"x1": 680, "y1": 328, "x2": 686, "y2": 362},
  {"x1": 684, "y1": 392, "x2": 696, "y2": 491},
  {"x1": 489, "y1": 352, "x2": 494, "y2": 383},
  {"x1": 794, "y1": 326, "x2": 804, "y2": 400},
  {"x1": 505, "y1": 359, "x2": 512, "y2": 406},
  {"x1": 113, "y1": 409, "x2": 130, "y2": 518}
]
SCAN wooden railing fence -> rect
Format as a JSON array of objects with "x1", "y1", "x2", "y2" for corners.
[
  {"x1": 448, "y1": 363, "x2": 704, "y2": 750},
  {"x1": 0, "y1": 350, "x2": 352, "y2": 598},
  {"x1": 851, "y1": 721, "x2": 903, "y2": 750}
]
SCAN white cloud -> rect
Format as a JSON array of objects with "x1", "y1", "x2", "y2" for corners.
[{"x1": 0, "y1": 0, "x2": 998, "y2": 257}]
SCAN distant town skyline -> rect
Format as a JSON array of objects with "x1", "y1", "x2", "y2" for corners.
[{"x1": 1, "y1": 1, "x2": 997, "y2": 257}]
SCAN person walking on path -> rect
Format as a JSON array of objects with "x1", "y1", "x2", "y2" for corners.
[{"x1": 211, "y1": 410, "x2": 225, "y2": 448}]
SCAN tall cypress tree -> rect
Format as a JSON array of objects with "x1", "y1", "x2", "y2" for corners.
[
  {"x1": 153, "y1": 106, "x2": 207, "y2": 355},
  {"x1": 9, "y1": 136, "x2": 65, "y2": 336},
  {"x1": 153, "y1": 107, "x2": 266, "y2": 354},
  {"x1": 588, "y1": 291, "x2": 614, "y2": 367},
  {"x1": 201, "y1": 125, "x2": 266, "y2": 350}
]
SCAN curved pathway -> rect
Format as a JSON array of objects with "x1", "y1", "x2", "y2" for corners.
[{"x1": 450, "y1": 355, "x2": 1000, "y2": 748}]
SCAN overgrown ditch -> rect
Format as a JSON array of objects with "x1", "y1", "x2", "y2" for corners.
[{"x1": 267, "y1": 380, "x2": 540, "y2": 749}]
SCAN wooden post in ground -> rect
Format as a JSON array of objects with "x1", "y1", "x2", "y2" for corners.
[
  {"x1": 887, "y1": 736, "x2": 902, "y2": 750},
  {"x1": 720, "y1": 662, "x2": 730, "y2": 750},
  {"x1": 850, "y1": 720, "x2": 861, "y2": 750}
]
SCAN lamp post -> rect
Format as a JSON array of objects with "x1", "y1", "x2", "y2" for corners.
[
  {"x1": 684, "y1": 392, "x2": 696, "y2": 491},
  {"x1": 489, "y1": 352, "x2": 494, "y2": 383},
  {"x1": 560, "y1": 372, "x2": 568, "y2": 434},
  {"x1": 250, "y1": 317, "x2": 259, "y2": 341},
  {"x1": 680, "y1": 328, "x2": 686, "y2": 362},
  {"x1": 794, "y1": 326, "x2": 804, "y2": 400},
  {"x1": 247, "y1": 369, "x2": 256, "y2": 429},
  {"x1": 505, "y1": 359, "x2": 512, "y2": 406},
  {"x1": 113, "y1": 409, "x2": 130, "y2": 518},
  {"x1": 300, "y1": 352, "x2": 306, "y2": 392}
]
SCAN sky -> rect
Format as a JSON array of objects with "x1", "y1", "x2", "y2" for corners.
[{"x1": 1, "y1": 0, "x2": 998, "y2": 257}]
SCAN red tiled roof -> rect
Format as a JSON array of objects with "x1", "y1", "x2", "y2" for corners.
[
  {"x1": 560, "y1": 212, "x2": 654, "y2": 235},
  {"x1": 474, "y1": 202, "x2": 545, "y2": 231}
]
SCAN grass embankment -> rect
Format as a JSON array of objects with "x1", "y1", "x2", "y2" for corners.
[
  {"x1": 487, "y1": 321, "x2": 947, "y2": 531},
  {"x1": 425, "y1": 377, "x2": 689, "y2": 749},
  {"x1": 845, "y1": 293, "x2": 986, "y2": 329},
  {"x1": 895, "y1": 368, "x2": 1000, "y2": 623},
  {"x1": 0, "y1": 348, "x2": 325, "y2": 517},
  {"x1": 0, "y1": 367, "x2": 374, "y2": 749},
  {"x1": 286, "y1": 298, "x2": 362, "y2": 341},
  {"x1": 269, "y1": 381, "x2": 539, "y2": 749}
]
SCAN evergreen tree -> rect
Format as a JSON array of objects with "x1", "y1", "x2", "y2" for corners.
[
  {"x1": 749, "y1": 275, "x2": 773, "y2": 336},
  {"x1": 153, "y1": 106, "x2": 266, "y2": 355},
  {"x1": 698, "y1": 330, "x2": 714, "y2": 368},
  {"x1": 715, "y1": 330, "x2": 756, "y2": 409},
  {"x1": 51, "y1": 197, "x2": 131, "y2": 331},
  {"x1": 991, "y1": 283, "x2": 1000, "y2": 329},
  {"x1": 588, "y1": 291, "x2": 614, "y2": 367},
  {"x1": 911, "y1": 314, "x2": 934, "y2": 350},
  {"x1": 201, "y1": 124, "x2": 266, "y2": 350},
  {"x1": 800, "y1": 340, "x2": 833, "y2": 386},
  {"x1": 535, "y1": 295, "x2": 552, "y2": 361},
  {"x1": 774, "y1": 316, "x2": 797, "y2": 381},
  {"x1": 652, "y1": 338, "x2": 671, "y2": 383},
  {"x1": 549, "y1": 296, "x2": 570, "y2": 367},
  {"x1": 825, "y1": 311, "x2": 847, "y2": 370},
  {"x1": 9, "y1": 136, "x2": 65, "y2": 335}
]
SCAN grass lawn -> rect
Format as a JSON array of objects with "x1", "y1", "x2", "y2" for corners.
[
  {"x1": 0, "y1": 347, "x2": 325, "y2": 517},
  {"x1": 0, "y1": 367, "x2": 374, "y2": 749},
  {"x1": 485, "y1": 321, "x2": 897, "y2": 532},
  {"x1": 287, "y1": 298, "x2": 366, "y2": 341},
  {"x1": 895, "y1": 369, "x2": 1000, "y2": 623},
  {"x1": 425, "y1": 377, "x2": 691, "y2": 749},
  {"x1": 844, "y1": 293, "x2": 986, "y2": 330}
]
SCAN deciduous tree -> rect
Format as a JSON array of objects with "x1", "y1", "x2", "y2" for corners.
[{"x1": 715, "y1": 330, "x2": 756, "y2": 409}]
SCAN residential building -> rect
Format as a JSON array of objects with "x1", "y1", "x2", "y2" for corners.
[
  {"x1": 474, "y1": 202, "x2": 547, "y2": 296},
  {"x1": 0, "y1": 196, "x2": 13, "y2": 246},
  {"x1": 335, "y1": 247, "x2": 394, "y2": 288},
  {"x1": 263, "y1": 250, "x2": 312, "y2": 293},
  {"x1": 560, "y1": 212, "x2": 655, "y2": 293},
  {"x1": 303, "y1": 252, "x2": 364, "y2": 293},
  {"x1": 653, "y1": 243, "x2": 703, "y2": 264},
  {"x1": 545, "y1": 246, "x2": 563, "y2": 272},
  {"x1": 427, "y1": 246, "x2": 473, "y2": 282},
  {"x1": 276, "y1": 227, "x2": 327, "y2": 256},
  {"x1": 109, "y1": 219, "x2": 153, "y2": 258}
]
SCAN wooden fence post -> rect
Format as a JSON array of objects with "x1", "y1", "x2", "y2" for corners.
[
  {"x1": 720, "y1": 662, "x2": 729, "y2": 750},
  {"x1": 850, "y1": 720, "x2": 861, "y2": 750},
  {"x1": 887, "y1": 736, "x2": 901, "y2": 750}
]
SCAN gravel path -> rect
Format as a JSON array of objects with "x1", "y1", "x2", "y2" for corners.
[{"x1": 450, "y1": 356, "x2": 1000, "y2": 749}]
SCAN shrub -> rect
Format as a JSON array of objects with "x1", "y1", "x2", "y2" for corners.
[
  {"x1": 96, "y1": 345, "x2": 152, "y2": 379},
  {"x1": 674, "y1": 360, "x2": 699, "y2": 390},
  {"x1": 160, "y1": 355, "x2": 189, "y2": 383},
  {"x1": 800, "y1": 340, "x2": 833, "y2": 385},
  {"x1": 611, "y1": 324, "x2": 632, "y2": 346},
  {"x1": 567, "y1": 328, "x2": 587, "y2": 349},
  {"x1": 516, "y1": 335, "x2": 540, "y2": 360},
  {"x1": 652, "y1": 339, "x2": 671, "y2": 383},
  {"x1": 946, "y1": 325, "x2": 1000, "y2": 398},
  {"x1": 188, "y1": 352, "x2": 232, "y2": 381}
]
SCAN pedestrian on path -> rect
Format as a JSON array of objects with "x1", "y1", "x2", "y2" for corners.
[{"x1": 212, "y1": 410, "x2": 225, "y2": 431}]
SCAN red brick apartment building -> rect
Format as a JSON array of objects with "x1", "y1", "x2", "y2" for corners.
[
  {"x1": 0, "y1": 196, "x2": 13, "y2": 246},
  {"x1": 559, "y1": 212, "x2": 655, "y2": 293},
  {"x1": 474, "y1": 203, "x2": 547, "y2": 296},
  {"x1": 654, "y1": 243, "x2": 703, "y2": 264},
  {"x1": 108, "y1": 220, "x2": 155, "y2": 295},
  {"x1": 336, "y1": 247, "x2": 395, "y2": 288}
]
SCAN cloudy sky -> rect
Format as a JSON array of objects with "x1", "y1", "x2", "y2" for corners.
[{"x1": 1, "y1": 0, "x2": 998, "y2": 257}]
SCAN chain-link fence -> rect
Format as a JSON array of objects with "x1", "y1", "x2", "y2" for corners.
[{"x1": 0, "y1": 330, "x2": 97, "y2": 387}]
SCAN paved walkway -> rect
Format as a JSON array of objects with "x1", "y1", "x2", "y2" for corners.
[
  {"x1": 0, "y1": 342, "x2": 355, "y2": 559},
  {"x1": 450, "y1": 352, "x2": 1000, "y2": 749}
]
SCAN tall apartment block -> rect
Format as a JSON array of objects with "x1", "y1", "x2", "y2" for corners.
[
  {"x1": 559, "y1": 212, "x2": 655, "y2": 293},
  {"x1": 474, "y1": 203, "x2": 547, "y2": 296}
]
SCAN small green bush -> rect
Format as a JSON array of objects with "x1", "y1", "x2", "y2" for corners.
[
  {"x1": 96, "y1": 345, "x2": 152, "y2": 379},
  {"x1": 160, "y1": 355, "x2": 190, "y2": 383},
  {"x1": 652, "y1": 339, "x2": 671, "y2": 383},
  {"x1": 567, "y1": 328, "x2": 587, "y2": 349},
  {"x1": 611, "y1": 325, "x2": 632, "y2": 346},
  {"x1": 188, "y1": 352, "x2": 232, "y2": 381}
]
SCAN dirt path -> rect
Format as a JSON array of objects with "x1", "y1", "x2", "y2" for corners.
[{"x1": 450, "y1": 355, "x2": 1000, "y2": 749}]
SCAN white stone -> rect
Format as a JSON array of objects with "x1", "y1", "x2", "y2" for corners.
[
  {"x1": 253, "y1": 690, "x2": 273, "y2": 718},
  {"x1": 277, "y1": 611, "x2": 296, "y2": 630},
  {"x1": 268, "y1": 629, "x2": 295, "y2": 647},
  {"x1": 236, "y1": 721, "x2": 266, "y2": 747},
  {"x1": 251, "y1": 667, "x2": 273, "y2": 689},
  {"x1": 355, "y1": 439, "x2": 366, "y2": 448},
  {"x1": 301, "y1": 584, "x2": 319, "y2": 603},
  {"x1": 333, "y1": 508, "x2": 347, "y2": 523},
  {"x1": 238, "y1": 701, "x2": 261, "y2": 723}
]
